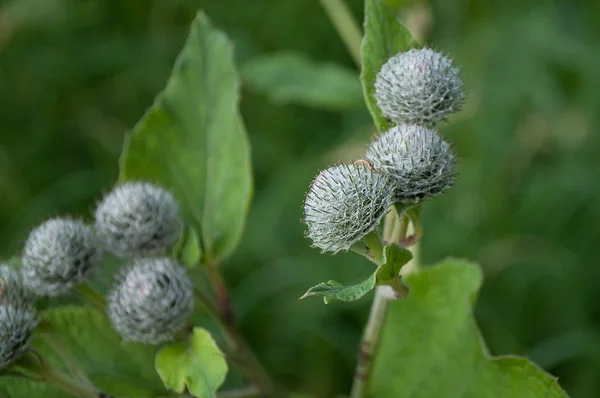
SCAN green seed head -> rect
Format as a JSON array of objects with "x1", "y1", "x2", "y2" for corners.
[
  {"x1": 95, "y1": 182, "x2": 182, "y2": 258},
  {"x1": 375, "y1": 48, "x2": 465, "y2": 124},
  {"x1": 107, "y1": 258, "x2": 194, "y2": 345},
  {"x1": 366, "y1": 124, "x2": 457, "y2": 203},
  {"x1": 0, "y1": 265, "x2": 29, "y2": 303},
  {"x1": 303, "y1": 163, "x2": 394, "y2": 253},
  {"x1": 22, "y1": 218, "x2": 103, "y2": 297},
  {"x1": 0, "y1": 300, "x2": 38, "y2": 371}
]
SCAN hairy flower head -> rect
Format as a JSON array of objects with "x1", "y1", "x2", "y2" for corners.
[
  {"x1": 0, "y1": 300, "x2": 38, "y2": 370},
  {"x1": 366, "y1": 124, "x2": 456, "y2": 203},
  {"x1": 107, "y1": 258, "x2": 194, "y2": 344},
  {"x1": 95, "y1": 182, "x2": 182, "y2": 258},
  {"x1": 303, "y1": 163, "x2": 394, "y2": 253},
  {"x1": 375, "y1": 48, "x2": 464, "y2": 124},
  {"x1": 22, "y1": 218, "x2": 103, "y2": 297},
  {"x1": 0, "y1": 265, "x2": 29, "y2": 303}
]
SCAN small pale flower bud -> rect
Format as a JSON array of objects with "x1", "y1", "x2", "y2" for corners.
[
  {"x1": 375, "y1": 48, "x2": 465, "y2": 124},
  {"x1": 304, "y1": 163, "x2": 394, "y2": 253},
  {"x1": 22, "y1": 218, "x2": 103, "y2": 297},
  {"x1": 366, "y1": 124, "x2": 456, "y2": 203},
  {"x1": 0, "y1": 265, "x2": 28, "y2": 302},
  {"x1": 107, "y1": 258, "x2": 194, "y2": 344},
  {"x1": 95, "y1": 182, "x2": 182, "y2": 258},
  {"x1": 0, "y1": 301, "x2": 38, "y2": 370}
]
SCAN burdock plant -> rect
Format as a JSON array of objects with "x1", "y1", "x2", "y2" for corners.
[
  {"x1": 95, "y1": 182, "x2": 182, "y2": 258},
  {"x1": 107, "y1": 257, "x2": 194, "y2": 344},
  {"x1": 304, "y1": 163, "x2": 394, "y2": 257},
  {"x1": 0, "y1": 3, "x2": 567, "y2": 398},
  {"x1": 374, "y1": 48, "x2": 465, "y2": 124},
  {"x1": 21, "y1": 218, "x2": 103, "y2": 297}
]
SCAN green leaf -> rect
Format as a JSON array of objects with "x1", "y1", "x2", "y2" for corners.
[
  {"x1": 155, "y1": 327, "x2": 228, "y2": 398},
  {"x1": 361, "y1": 0, "x2": 418, "y2": 131},
  {"x1": 0, "y1": 377, "x2": 64, "y2": 398},
  {"x1": 375, "y1": 244, "x2": 412, "y2": 285},
  {"x1": 370, "y1": 259, "x2": 568, "y2": 397},
  {"x1": 301, "y1": 274, "x2": 376, "y2": 304},
  {"x1": 176, "y1": 224, "x2": 202, "y2": 267},
  {"x1": 242, "y1": 51, "x2": 364, "y2": 110},
  {"x1": 1, "y1": 306, "x2": 165, "y2": 397},
  {"x1": 120, "y1": 12, "x2": 252, "y2": 263}
]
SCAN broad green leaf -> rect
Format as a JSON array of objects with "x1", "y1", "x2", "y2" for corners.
[
  {"x1": 0, "y1": 306, "x2": 166, "y2": 397},
  {"x1": 177, "y1": 224, "x2": 202, "y2": 267},
  {"x1": 375, "y1": 244, "x2": 412, "y2": 285},
  {"x1": 370, "y1": 259, "x2": 568, "y2": 397},
  {"x1": 361, "y1": 0, "x2": 418, "y2": 131},
  {"x1": 301, "y1": 274, "x2": 376, "y2": 304},
  {"x1": 120, "y1": 12, "x2": 252, "y2": 263},
  {"x1": 242, "y1": 52, "x2": 364, "y2": 110},
  {"x1": 155, "y1": 327, "x2": 228, "y2": 398},
  {"x1": 0, "y1": 377, "x2": 64, "y2": 398}
]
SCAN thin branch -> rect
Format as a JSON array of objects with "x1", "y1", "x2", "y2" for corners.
[
  {"x1": 349, "y1": 286, "x2": 391, "y2": 398},
  {"x1": 318, "y1": 0, "x2": 363, "y2": 66},
  {"x1": 197, "y1": 267, "x2": 283, "y2": 398}
]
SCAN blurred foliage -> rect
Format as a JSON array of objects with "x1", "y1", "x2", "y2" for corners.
[
  {"x1": 1, "y1": 0, "x2": 599, "y2": 397},
  {"x1": 242, "y1": 52, "x2": 364, "y2": 110}
]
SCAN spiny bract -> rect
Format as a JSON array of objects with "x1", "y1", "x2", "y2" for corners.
[
  {"x1": 304, "y1": 163, "x2": 394, "y2": 253},
  {"x1": 95, "y1": 182, "x2": 182, "y2": 258},
  {"x1": 107, "y1": 257, "x2": 193, "y2": 345},
  {"x1": 0, "y1": 265, "x2": 29, "y2": 303},
  {"x1": 21, "y1": 218, "x2": 103, "y2": 297},
  {"x1": 366, "y1": 124, "x2": 456, "y2": 203},
  {"x1": 375, "y1": 48, "x2": 464, "y2": 124},
  {"x1": 0, "y1": 301, "x2": 38, "y2": 370}
]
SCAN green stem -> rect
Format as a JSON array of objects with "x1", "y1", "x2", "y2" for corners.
[
  {"x1": 198, "y1": 267, "x2": 283, "y2": 398},
  {"x1": 350, "y1": 286, "x2": 391, "y2": 398},
  {"x1": 382, "y1": 211, "x2": 397, "y2": 245},
  {"x1": 318, "y1": 0, "x2": 363, "y2": 66},
  {"x1": 76, "y1": 284, "x2": 106, "y2": 313},
  {"x1": 395, "y1": 214, "x2": 409, "y2": 244},
  {"x1": 206, "y1": 263, "x2": 234, "y2": 323},
  {"x1": 350, "y1": 209, "x2": 420, "y2": 398}
]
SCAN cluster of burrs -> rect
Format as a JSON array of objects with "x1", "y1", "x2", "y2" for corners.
[
  {"x1": 304, "y1": 48, "x2": 464, "y2": 254},
  {"x1": 0, "y1": 181, "x2": 193, "y2": 371}
]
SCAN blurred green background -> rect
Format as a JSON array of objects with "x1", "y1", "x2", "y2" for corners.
[{"x1": 1, "y1": 0, "x2": 599, "y2": 397}]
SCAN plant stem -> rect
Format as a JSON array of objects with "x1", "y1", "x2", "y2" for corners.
[
  {"x1": 199, "y1": 266, "x2": 283, "y2": 397},
  {"x1": 76, "y1": 284, "x2": 106, "y2": 313},
  {"x1": 350, "y1": 286, "x2": 392, "y2": 398},
  {"x1": 382, "y1": 211, "x2": 397, "y2": 245},
  {"x1": 318, "y1": 0, "x2": 362, "y2": 66},
  {"x1": 206, "y1": 263, "x2": 234, "y2": 323},
  {"x1": 350, "y1": 206, "x2": 420, "y2": 398},
  {"x1": 395, "y1": 214, "x2": 409, "y2": 244}
]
